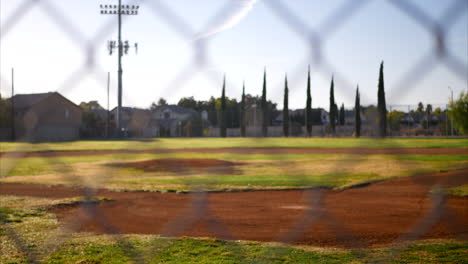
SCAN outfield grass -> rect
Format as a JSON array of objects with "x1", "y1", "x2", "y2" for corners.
[
  {"x1": 1, "y1": 153, "x2": 467, "y2": 191},
  {"x1": 1, "y1": 137, "x2": 468, "y2": 152},
  {"x1": 1, "y1": 195, "x2": 467, "y2": 264}
]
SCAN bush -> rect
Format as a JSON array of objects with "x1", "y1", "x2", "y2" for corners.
[{"x1": 448, "y1": 92, "x2": 468, "y2": 135}]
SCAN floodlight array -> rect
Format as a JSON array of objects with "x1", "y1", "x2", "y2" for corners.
[
  {"x1": 100, "y1": 4, "x2": 139, "y2": 15},
  {"x1": 107, "y1": 40, "x2": 138, "y2": 55}
]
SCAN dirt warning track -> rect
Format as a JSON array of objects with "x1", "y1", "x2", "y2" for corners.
[
  {"x1": 1, "y1": 147, "x2": 468, "y2": 158},
  {"x1": 1, "y1": 169, "x2": 467, "y2": 248}
]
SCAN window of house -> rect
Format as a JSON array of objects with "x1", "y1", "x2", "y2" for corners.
[
  {"x1": 164, "y1": 112, "x2": 170, "y2": 119},
  {"x1": 65, "y1": 109, "x2": 70, "y2": 119}
]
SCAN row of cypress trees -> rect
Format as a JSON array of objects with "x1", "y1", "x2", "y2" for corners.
[
  {"x1": 220, "y1": 69, "x2": 269, "y2": 138},
  {"x1": 220, "y1": 62, "x2": 386, "y2": 138},
  {"x1": 283, "y1": 61, "x2": 387, "y2": 138}
]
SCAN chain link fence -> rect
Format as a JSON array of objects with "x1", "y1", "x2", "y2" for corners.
[{"x1": 1, "y1": 0, "x2": 467, "y2": 263}]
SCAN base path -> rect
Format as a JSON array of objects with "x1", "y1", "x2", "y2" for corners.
[
  {"x1": 1, "y1": 169, "x2": 467, "y2": 248},
  {"x1": 1, "y1": 147, "x2": 468, "y2": 158}
]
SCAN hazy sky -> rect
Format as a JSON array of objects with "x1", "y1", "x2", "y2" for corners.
[{"x1": 1, "y1": 0, "x2": 467, "y2": 111}]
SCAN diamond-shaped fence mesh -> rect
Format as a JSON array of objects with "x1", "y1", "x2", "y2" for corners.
[{"x1": 0, "y1": 0, "x2": 467, "y2": 263}]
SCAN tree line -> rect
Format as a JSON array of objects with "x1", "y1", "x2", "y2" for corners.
[
  {"x1": 213, "y1": 62, "x2": 388, "y2": 138},
  {"x1": 1, "y1": 61, "x2": 467, "y2": 139}
]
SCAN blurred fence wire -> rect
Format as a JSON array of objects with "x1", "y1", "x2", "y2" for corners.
[{"x1": 0, "y1": 0, "x2": 467, "y2": 263}]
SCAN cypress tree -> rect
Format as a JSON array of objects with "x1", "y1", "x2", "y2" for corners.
[
  {"x1": 355, "y1": 86, "x2": 361, "y2": 138},
  {"x1": 377, "y1": 61, "x2": 387, "y2": 137},
  {"x1": 240, "y1": 81, "x2": 246, "y2": 137},
  {"x1": 261, "y1": 68, "x2": 268, "y2": 137},
  {"x1": 220, "y1": 75, "x2": 227, "y2": 137},
  {"x1": 305, "y1": 65, "x2": 312, "y2": 137},
  {"x1": 329, "y1": 76, "x2": 336, "y2": 135},
  {"x1": 339, "y1": 103, "x2": 345, "y2": 126},
  {"x1": 283, "y1": 74, "x2": 289, "y2": 137}
]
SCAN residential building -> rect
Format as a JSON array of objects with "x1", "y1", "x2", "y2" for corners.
[
  {"x1": 9, "y1": 92, "x2": 82, "y2": 141},
  {"x1": 151, "y1": 105, "x2": 203, "y2": 137},
  {"x1": 110, "y1": 107, "x2": 152, "y2": 137}
]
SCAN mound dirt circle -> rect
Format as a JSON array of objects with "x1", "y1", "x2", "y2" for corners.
[
  {"x1": 111, "y1": 158, "x2": 241, "y2": 174},
  {"x1": 1, "y1": 169, "x2": 467, "y2": 248}
]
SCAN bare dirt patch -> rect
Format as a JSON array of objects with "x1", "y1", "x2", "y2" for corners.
[
  {"x1": 1, "y1": 169, "x2": 467, "y2": 248},
  {"x1": 1, "y1": 147, "x2": 468, "y2": 158},
  {"x1": 110, "y1": 158, "x2": 241, "y2": 175}
]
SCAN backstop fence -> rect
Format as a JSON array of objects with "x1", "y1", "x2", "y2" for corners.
[{"x1": 0, "y1": 0, "x2": 467, "y2": 263}]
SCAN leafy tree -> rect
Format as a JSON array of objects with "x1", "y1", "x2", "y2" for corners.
[
  {"x1": 150, "y1": 98, "x2": 168, "y2": 110},
  {"x1": 448, "y1": 92, "x2": 468, "y2": 135},
  {"x1": 355, "y1": 86, "x2": 361, "y2": 138},
  {"x1": 305, "y1": 66, "x2": 312, "y2": 136},
  {"x1": 261, "y1": 68, "x2": 268, "y2": 137},
  {"x1": 425, "y1": 104, "x2": 432, "y2": 114},
  {"x1": 177, "y1": 97, "x2": 197, "y2": 109},
  {"x1": 0, "y1": 94, "x2": 12, "y2": 129},
  {"x1": 433, "y1": 107, "x2": 442, "y2": 115},
  {"x1": 387, "y1": 110, "x2": 405, "y2": 131},
  {"x1": 243, "y1": 93, "x2": 277, "y2": 128},
  {"x1": 283, "y1": 75, "x2": 289, "y2": 137},
  {"x1": 240, "y1": 82, "x2": 246, "y2": 137},
  {"x1": 79, "y1": 101, "x2": 106, "y2": 138},
  {"x1": 377, "y1": 61, "x2": 387, "y2": 137},
  {"x1": 423, "y1": 103, "x2": 434, "y2": 129},
  {"x1": 220, "y1": 76, "x2": 227, "y2": 137},
  {"x1": 417, "y1": 102, "x2": 424, "y2": 113},
  {"x1": 339, "y1": 103, "x2": 345, "y2": 126},
  {"x1": 329, "y1": 76, "x2": 336, "y2": 135}
]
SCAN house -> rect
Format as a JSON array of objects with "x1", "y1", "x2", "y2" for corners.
[
  {"x1": 287, "y1": 108, "x2": 329, "y2": 125},
  {"x1": 400, "y1": 113, "x2": 416, "y2": 126},
  {"x1": 151, "y1": 105, "x2": 203, "y2": 137},
  {"x1": 344, "y1": 110, "x2": 366, "y2": 126},
  {"x1": 9, "y1": 92, "x2": 82, "y2": 142},
  {"x1": 110, "y1": 107, "x2": 152, "y2": 137}
]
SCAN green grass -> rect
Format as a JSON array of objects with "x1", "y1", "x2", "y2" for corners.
[
  {"x1": 3, "y1": 230, "x2": 468, "y2": 264},
  {"x1": 2, "y1": 152, "x2": 467, "y2": 192},
  {"x1": 448, "y1": 185, "x2": 468, "y2": 196},
  {"x1": 433, "y1": 184, "x2": 468, "y2": 197},
  {"x1": 1, "y1": 138, "x2": 468, "y2": 152},
  {"x1": 395, "y1": 155, "x2": 468, "y2": 161},
  {"x1": 44, "y1": 238, "x2": 359, "y2": 264}
]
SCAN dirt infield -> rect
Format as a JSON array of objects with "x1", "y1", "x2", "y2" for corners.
[
  {"x1": 1, "y1": 169, "x2": 467, "y2": 248},
  {"x1": 1, "y1": 147, "x2": 468, "y2": 158},
  {"x1": 111, "y1": 158, "x2": 241, "y2": 174}
]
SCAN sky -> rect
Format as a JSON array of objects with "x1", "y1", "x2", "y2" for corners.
[{"x1": 0, "y1": 0, "x2": 467, "y2": 111}]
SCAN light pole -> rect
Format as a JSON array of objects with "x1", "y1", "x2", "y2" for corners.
[
  {"x1": 106, "y1": 72, "x2": 110, "y2": 138},
  {"x1": 11, "y1": 68, "x2": 15, "y2": 141},
  {"x1": 100, "y1": 2, "x2": 139, "y2": 137},
  {"x1": 252, "y1": 104, "x2": 257, "y2": 137},
  {"x1": 448, "y1": 86, "x2": 454, "y2": 136}
]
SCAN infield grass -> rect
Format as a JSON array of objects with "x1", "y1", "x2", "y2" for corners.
[
  {"x1": 1, "y1": 153, "x2": 467, "y2": 191},
  {"x1": 1, "y1": 137, "x2": 468, "y2": 153}
]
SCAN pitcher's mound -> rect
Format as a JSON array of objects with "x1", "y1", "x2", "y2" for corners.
[{"x1": 112, "y1": 158, "x2": 241, "y2": 174}]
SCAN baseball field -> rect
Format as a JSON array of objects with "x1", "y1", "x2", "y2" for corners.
[{"x1": 1, "y1": 138, "x2": 467, "y2": 263}]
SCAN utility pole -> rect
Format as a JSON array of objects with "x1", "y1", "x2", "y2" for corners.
[
  {"x1": 11, "y1": 68, "x2": 15, "y2": 141},
  {"x1": 100, "y1": 2, "x2": 139, "y2": 137},
  {"x1": 448, "y1": 86, "x2": 454, "y2": 136},
  {"x1": 107, "y1": 72, "x2": 110, "y2": 138}
]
